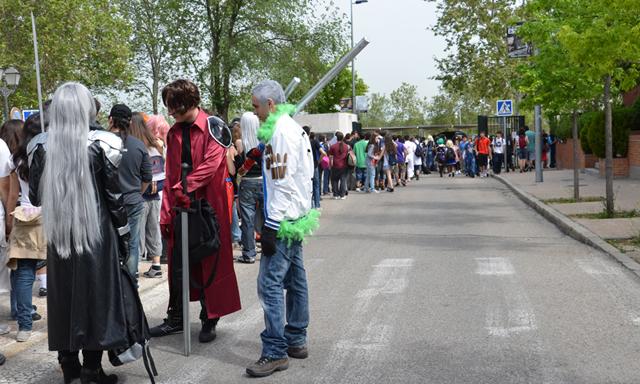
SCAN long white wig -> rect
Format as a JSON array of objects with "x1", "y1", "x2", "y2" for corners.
[
  {"x1": 240, "y1": 111, "x2": 260, "y2": 154},
  {"x1": 42, "y1": 82, "x2": 101, "y2": 259}
]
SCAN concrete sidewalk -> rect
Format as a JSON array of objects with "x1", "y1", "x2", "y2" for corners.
[{"x1": 495, "y1": 168, "x2": 640, "y2": 264}]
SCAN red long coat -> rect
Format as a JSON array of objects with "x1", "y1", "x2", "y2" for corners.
[{"x1": 161, "y1": 109, "x2": 241, "y2": 318}]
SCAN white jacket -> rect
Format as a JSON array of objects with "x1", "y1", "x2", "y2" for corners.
[{"x1": 263, "y1": 113, "x2": 313, "y2": 230}]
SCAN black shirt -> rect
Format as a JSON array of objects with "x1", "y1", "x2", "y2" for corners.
[{"x1": 119, "y1": 135, "x2": 152, "y2": 205}]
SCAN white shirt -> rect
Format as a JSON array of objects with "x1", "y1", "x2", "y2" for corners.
[
  {"x1": 493, "y1": 137, "x2": 505, "y2": 154},
  {"x1": 0, "y1": 139, "x2": 11, "y2": 178}
]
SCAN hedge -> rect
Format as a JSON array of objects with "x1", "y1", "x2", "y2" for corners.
[{"x1": 585, "y1": 108, "x2": 631, "y2": 158}]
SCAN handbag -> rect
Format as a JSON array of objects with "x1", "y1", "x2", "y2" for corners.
[{"x1": 347, "y1": 150, "x2": 356, "y2": 167}]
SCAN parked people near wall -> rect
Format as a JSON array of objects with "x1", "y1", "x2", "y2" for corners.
[
  {"x1": 517, "y1": 128, "x2": 529, "y2": 172},
  {"x1": 353, "y1": 132, "x2": 369, "y2": 192},
  {"x1": 395, "y1": 136, "x2": 407, "y2": 186},
  {"x1": 329, "y1": 132, "x2": 350, "y2": 200},
  {"x1": 525, "y1": 125, "x2": 536, "y2": 170},
  {"x1": 476, "y1": 131, "x2": 492, "y2": 178},
  {"x1": 492, "y1": 131, "x2": 505, "y2": 174},
  {"x1": 366, "y1": 133, "x2": 380, "y2": 193}
]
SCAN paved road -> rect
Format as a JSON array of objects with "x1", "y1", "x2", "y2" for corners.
[{"x1": 4, "y1": 176, "x2": 640, "y2": 383}]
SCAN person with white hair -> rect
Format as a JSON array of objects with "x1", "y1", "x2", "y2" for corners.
[
  {"x1": 237, "y1": 111, "x2": 264, "y2": 264},
  {"x1": 246, "y1": 80, "x2": 317, "y2": 377},
  {"x1": 30, "y1": 82, "x2": 131, "y2": 384}
]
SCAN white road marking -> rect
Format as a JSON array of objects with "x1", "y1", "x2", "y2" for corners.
[
  {"x1": 475, "y1": 257, "x2": 515, "y2": 275},
  {"x1": 576, "y1": 258, "x2": 621, "y2": 276},
  {"x1": 316, "y1": 258, "x2": 413, "y2": 384}
]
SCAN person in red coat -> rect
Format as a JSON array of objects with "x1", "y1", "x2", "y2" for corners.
[{"x1": 150, "y1": 79, "x2": 241, "y2": 342}]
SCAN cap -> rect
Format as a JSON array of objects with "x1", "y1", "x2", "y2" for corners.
[{"x1": 109, "y1": 104, "x2": 132, "y2": 121}]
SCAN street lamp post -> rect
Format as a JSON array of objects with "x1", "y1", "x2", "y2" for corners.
[
  {"x1": 0, "y1": 67, "x2": 21, "y2": 121},
  {"x1": 350, "y1": 0, "x2": 367, "y2": 114}
]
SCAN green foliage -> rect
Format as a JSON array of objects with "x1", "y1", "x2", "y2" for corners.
[
  {"x1": 579, "y1": 112, "x2": 597, "y2": 154},
  {"x1": 428, "y1": 0, "x2": 520, "y2": 103},
  {"x1": 550, "y1": 114, "x2": 572, "y2": 141},
  {"x1": 585, "y1": 108, "x2": 631, "y2": 158},
  {"x1": 426, "y1": 88, "x2": 491, "y2": 125},
  {"x1": 0, "y1": 0, "x2": 132, "y2": 117},
  {"x1": 359, "y1": 93, "x2": 390, "y2": 128},
  {"x1": 388, "y1": 83, "x2": 427, "y2": 126},
  {"x1": 631, "y1": 97, "x2": 640, "y2": 131}
]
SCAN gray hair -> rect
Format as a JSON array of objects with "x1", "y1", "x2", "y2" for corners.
[
  {"x1": 42, "y1": 82, "x2": 101, "y2": 259},
  {"x1": 240, "y1": 112, "x2": 260, "y2": 153},
  {"x1": 252, "y1": 80, "x2": 285, "y2": 105}
]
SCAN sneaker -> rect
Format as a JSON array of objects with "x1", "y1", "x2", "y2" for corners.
[
  {"x1": 287, "y1": 345, "x2": 308, "y2": 359},
  {"x1": 0, "y1": 352, "x2": 5, "y2": 366},
  {"x1": 149, "y1": 319, "x2": 183, "y2": 338},
  {"x1": 32, "y1": 312, "x2": 42, "y2": 321},
  {"x1": 355, "y1": 187, "x2": 361, "y2": 192},
  {"x1": 16, "y1": 330, "x2": 31, "y2": 342},
  {"x1": 199, "y1": 319, "x2": 218, "y2": 343},
  {"x1": 237, "y1": 256, "x2": 256, "y2": 264},
  {"x1": 39, "y1": 288, "x2": 47, "y2": 297},
  {"x1": 143, "y1": 266, "x2": 163, "y2": 278},
  {"x1": 373, "y1": 189, "x2": 380, "y2": 194},
  {"x1": 246, "y1": 356, "x2": 289, "y2": 377},
  {"x1": 340, "y1": 196, "x2": 347, "y2": 200},
  {"x1": 0, "y1": 323, "x2": 9, "y2": 335}
]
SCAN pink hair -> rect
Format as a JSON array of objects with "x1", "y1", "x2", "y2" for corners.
[{"x1": 146, "y1": 114, "x2": 170, "y2": 143}]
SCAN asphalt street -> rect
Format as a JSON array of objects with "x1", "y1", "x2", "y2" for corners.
[{"x1": 4, "y1": 176, "x2": 640, "y2": 383}]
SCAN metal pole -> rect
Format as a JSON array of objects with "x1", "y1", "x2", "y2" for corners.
[
  {"x1": 31, "y1": 12, "x2": 44, "y2": 121},
  {"x1": 572, "y1": 111, "x2": 580, "y2": 200},
  {"x1": 2, "y1": 93, "x2": 8, "y2": 122},
  {"x1": 295, "y1": 38, "x2": 369, "y2": 115},
  {"x1": 180, "y1": 163, "x2": 191, "y2": 356},
  {"x1": 503, "y1": 117, "x2": 507, "y2": 173},
  {"x1": 604, "y1": 75, "x2": 614, "y2": 215},
  {"x1": 535, "y1": 105, "x2": 543, "y2": 182},
  {"x1": 351, "y1": 0, "x2": 355, "y2": 113}
]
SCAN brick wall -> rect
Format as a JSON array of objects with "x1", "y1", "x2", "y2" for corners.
[
  {"x1": 598, "y1": 157, "x2": 630, "y2": 178},
  {"x1": 556, "y1": 138, "x2": 585, "y2": 169},
  {"x1": 629, "y1": 133, "x2": 640, "y2": 179}
]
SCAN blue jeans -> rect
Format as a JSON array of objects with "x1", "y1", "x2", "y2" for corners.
[
  {"x1": 258, "y1": 239, "x2": 308, "y2": 359},
  {"x1": 231, "y1": 200, "x2": 241, "y2": 243},
  {"x1": 239, "y1": 178, "x2": 264, "y2": 259},
  {"x1": 10, "y1": 259, "x2": 37, "y2": 331},
  {"x1": 312, "y1": 168, "x2": 321, "y2": 208},
  {"x1": 125, "y1": 202, "x2": 145, "y2": 279},
  {"x1": 366, "y1": 163, "x2": 376, "y2": 191},
  {"x1": 322, "y1": 168, "x2": 330, "y2": 194},
  {"x1": 355, "y1": 167, "x2": 366, "y2": 186}
]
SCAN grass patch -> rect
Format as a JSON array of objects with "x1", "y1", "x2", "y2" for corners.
[
  {"x1": 608, "y1": 237, "x2": 640, "y2": 254},
  {"x1": 542, "y1": 196, "x2": 604, "y2": 204},
  {"x1": 570, "y1": 209, "x2": 640, "y2": 219}
]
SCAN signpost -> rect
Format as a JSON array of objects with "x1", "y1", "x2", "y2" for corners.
[
  {"x1": 22, "y1": 109, "x2": 38, "y2": 121},
  {"x1": 497, "y1": 100, "x2": 513, "y2": 116}
]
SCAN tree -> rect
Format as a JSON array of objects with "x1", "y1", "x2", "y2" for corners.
[
  {"x1": 360, "y1": 93, "x2": 390, "y2": 128},
  {"x1": 0, "y1": 0, "x2": 132, "y2": 117},
  {"x1": 388, "y1": 82, "x2": 427, "y2": 126},
  {"x1": 119, "y1": 0, "x2": 184, "y2": 114},
  {"x1": 428, "y1": 0, "x2": 520, "y2": 103},
  {"x1": 426, "y1": 88, "x2": 491, "y2": 125},
  {"x1": 524, "y1": 0, "x2": 640, "y2": 215},
  {"x1": 167, "y1": 0, "x2": 347, "y2": 121}
]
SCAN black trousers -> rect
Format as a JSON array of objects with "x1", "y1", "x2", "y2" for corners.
[
  {"x1": 493, "y1": 153, "x2": 503, "y2": 174},
  {"x1": 331, "y1": 167, "x2": 348, "y2": 197}
]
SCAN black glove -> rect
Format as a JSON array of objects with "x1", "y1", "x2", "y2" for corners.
[
  {"x1": 118, "y1": 232, "x2": 131, "y2": 265},
  {"x1": 261, "y1": 226, "x2": 278, "y2": 257}
]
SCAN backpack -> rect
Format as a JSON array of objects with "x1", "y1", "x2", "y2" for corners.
[
  {"x1": 414, "y1": 143, "x2": 424, "y2": 157},
  {"x1": 445, "y1": 147, "x2": 455, "y2": 161},
  {"x1": 108, "y1": 265, "x2": 158, "y2": 383},
  {"x1": 518, "y1": 135, "x2": 527, "y2": 149},
  {"x1": 347, "y1": 149, "x2": 356, "y2": 167},
  {"x1": 436, "y1": 147, "x2": 447, "y2": 163}
]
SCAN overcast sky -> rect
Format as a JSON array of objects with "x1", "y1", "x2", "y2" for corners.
[{"x1": 331, "y1": 0, "x2": 448, "y2": 101}]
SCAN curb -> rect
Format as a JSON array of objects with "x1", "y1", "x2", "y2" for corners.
[
  {"x1": 492, "y1": 174, "x2": 640, "y2": 277},
  {"x1": 1, "y1": 273, "x2": 168, "y2": 358}
]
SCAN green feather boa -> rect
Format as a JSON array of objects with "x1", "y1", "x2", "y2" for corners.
[
  {"x1": 277, "y1": 209, "x2": 321, "y2": 245},
  {"x1": 257, "y1": 103, "x2": 296, "y2": 143}
]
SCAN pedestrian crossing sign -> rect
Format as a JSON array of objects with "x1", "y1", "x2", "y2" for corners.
[{"x1": 497, "y1": 100, "x2": 513, "y2": 116}]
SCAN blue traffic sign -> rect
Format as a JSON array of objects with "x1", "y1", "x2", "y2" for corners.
[
  {"x1": 497, "y1": 100, "x2": 513, "y2": 116},
  {"x1": 22, "y1": 109, "x2": 39, "y2": 121}
]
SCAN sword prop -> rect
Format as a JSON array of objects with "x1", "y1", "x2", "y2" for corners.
[{"x1": 294, "y1": 38, "x2": 369, "y2": 115}]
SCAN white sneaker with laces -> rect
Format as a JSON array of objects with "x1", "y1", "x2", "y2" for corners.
[
  {"x1": 16, "y1": 330, "x2": 31, "y2": 342},
  {"x1": 0, "y1": 324, "x2": 9, "y2": 335}
]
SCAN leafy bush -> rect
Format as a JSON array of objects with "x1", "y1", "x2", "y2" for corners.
[
  {"x1": 556, "y1": 114, "x2": 572, "y2": 140},
  {"x1": 586, "y1": 107, "x2": 631, "y2": 158},
  {"x1": 579, "y1": 112, "x2": 596, "y2": 154},
  {"x1": 631, "y1": 97, "x2": 640, "y2": 131}
]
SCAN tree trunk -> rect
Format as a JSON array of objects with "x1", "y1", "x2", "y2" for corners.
[
  {"x1": 604, "y1": 75, "x2": 614, "y2": 216},
  {"x1": 572, "y1": 111, "x2": 580, "y2": 200}
]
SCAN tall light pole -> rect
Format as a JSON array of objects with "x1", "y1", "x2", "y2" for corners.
[
  {"x1": 0, "y1": 67, "x2": 21, "y2": 121},
  {"x1": 351, "y1": 0, "x2": 367, "y2": 114}
]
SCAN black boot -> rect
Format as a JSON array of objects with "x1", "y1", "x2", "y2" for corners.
[
  {"x1": 80, "y1": 367, "x2": 118, "y2": 384},
  {"x1": 60, "y1": 356, "x2": 82, "y2": 384},
  {"x1": 199, "y1": 318, "x2": 218, "y2": 343}
]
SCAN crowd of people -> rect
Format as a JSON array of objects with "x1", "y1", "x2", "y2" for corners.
[
  {"x1": 0, "y1": 74, "x2": 560, "y2": 380},
  {"x1": 0, "y1": 78, "x2": 319, "y2": 381}
]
